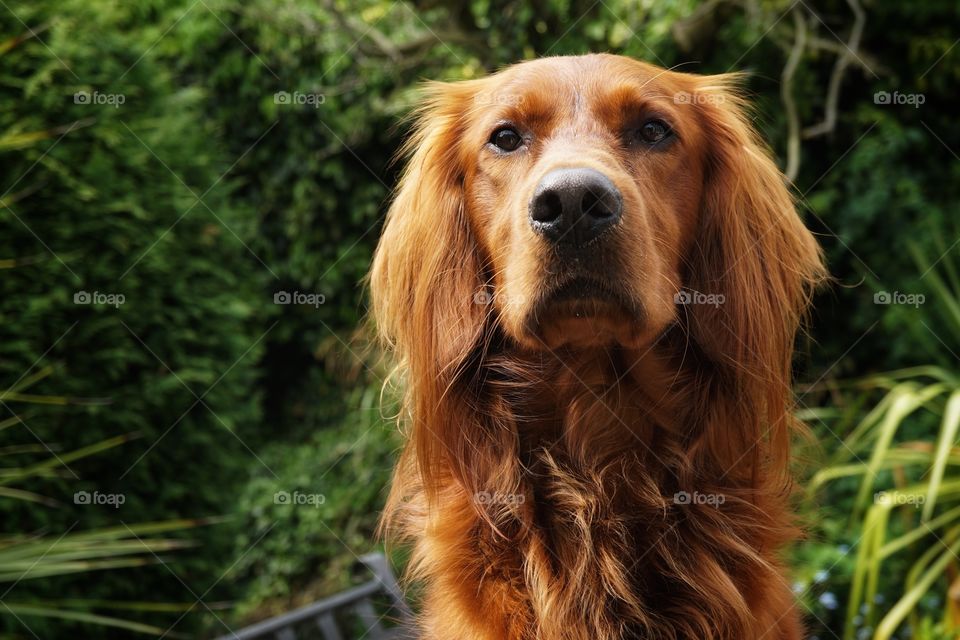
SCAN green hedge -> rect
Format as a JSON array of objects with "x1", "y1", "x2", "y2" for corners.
[{"x1": 0, "y1": 1, "x2": 264, "y2": 633}]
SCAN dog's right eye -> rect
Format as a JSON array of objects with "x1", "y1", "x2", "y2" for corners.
[{"x1": 490, "y1": 127, "x2": 523, "y2": 152}]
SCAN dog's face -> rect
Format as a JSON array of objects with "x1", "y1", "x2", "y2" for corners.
[
  {"x1": 372, "y1": 53, "x2": 822, "y2": 378},
  {"x1": 463, "y1": 56, "x2": 706, "y2": 350}
]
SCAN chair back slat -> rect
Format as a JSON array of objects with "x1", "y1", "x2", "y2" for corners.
[
  {"x1": 215, "y1": 553, "x2": 410, "y2": 640},
  {"x1": 315, "y1": 612, "x2": 342, "y2": 640}
]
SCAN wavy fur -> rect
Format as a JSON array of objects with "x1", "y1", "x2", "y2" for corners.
[{"x1": 369, "y1": 54, "x2": 826, "y2": 640}]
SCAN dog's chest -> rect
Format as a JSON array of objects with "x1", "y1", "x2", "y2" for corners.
[{"x1": 465, "y1": 443, "x2": 766, "y2": 639}]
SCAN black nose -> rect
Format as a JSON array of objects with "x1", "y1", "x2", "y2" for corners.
[{"x1": 529, "y1": 168, "x2": 623, "y2": 246}]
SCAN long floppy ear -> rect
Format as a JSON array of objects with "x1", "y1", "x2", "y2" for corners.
[
  {"x1": 369, "y1": 80, "x2": 496, "y2": 503},
  {"x1": 684, "y1": 75, "x2": 826, "y2": 479}
]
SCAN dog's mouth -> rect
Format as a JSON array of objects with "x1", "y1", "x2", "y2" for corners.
[
  {"x1": 541, "y1": 278, "x2": 627, "y2": 317},
  {"x1": 524, "y1": 277, "x2": 643, "y2": 349}
]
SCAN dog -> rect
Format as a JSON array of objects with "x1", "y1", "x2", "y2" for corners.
[{"x1": 369, "y1": 53, "x2": 825, "y2": 640}]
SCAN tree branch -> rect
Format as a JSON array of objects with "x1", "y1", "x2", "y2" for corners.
[
  {"x1": 802, "y1": 0, "x2": 867, "y2": 139},
  {"x1": 780, "y1": 6, "x2": 806, "y2": 183}
]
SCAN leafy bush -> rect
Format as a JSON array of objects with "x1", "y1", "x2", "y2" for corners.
[
  {"x1": 0, "y1": 334, "x2": 206, "y2": 637},
  {"x1": 222, "y1": 383, "x2": 399, "y2": 630},
  {"x1": 0, "y1": 0, "x2": 264, "y2": 631},
  {"x1": 808, "y1": 242, "x2": 960, "y2": 639}
]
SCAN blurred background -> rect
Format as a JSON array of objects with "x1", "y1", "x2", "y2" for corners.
[{"x1": 1, "y1": 0, "x2": 958, "y2": 638}]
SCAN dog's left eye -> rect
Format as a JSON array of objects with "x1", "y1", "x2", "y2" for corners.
[
  {"x1": 634, "y1": 119, "x2": 673, "y2": 145},
  {"x1": 490, "y1": 127, "x2": 524, "y2": 152}
]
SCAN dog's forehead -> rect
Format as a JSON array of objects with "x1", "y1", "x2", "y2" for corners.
[
  {"x1": 497, "y1": 55, "x2": 671, "y2": 94},
  {"x1": 475, "y1": 55, "x2": 685, "y2": 127}
]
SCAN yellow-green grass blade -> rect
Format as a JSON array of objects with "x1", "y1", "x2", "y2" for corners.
[
  {"x1": 881, "y1": 505, "x2": 960, "y2": 558},
  {"x1": 24, "y1": 599, "x2": 230, "y2": 613},
  {"x1": 0, "y1": 487, "x2": 59, "y2": 506},
  {"x1": 910, "y1": 526, "x2": 960, "y2": 637},
  {"x1": 854, "y1": 385, "x2": 947, "y2": 517},
  {"x1": 0, "y1": 392, "x2": 70, "y2": 405},
  {"x1": 911, "y1": 243, "x2": 960, "y2": 344},
  {"x1": 0, "y1": 558, "x2": 157, "y2": 581},
  {"x1": 843, "y1": 368, "x2": 958, "y2": 390},
  {"x1": 934, "y1": 236, "x2": 960, "y2": 295},
  {"x1": 6, "y1": 365, "x2": 54, "y2": 393},
  {"x1": 0, "y1": 602, "x2": 187, "y2": 638},
  {"x1": 0, "y1": 529, "x2": 203, "y2": 564},
  {"x1": 833, "y1": 383, "x2": 902, "y2": 463},
  {"x1": 845, "y1": 504, "x2": 886, "y2": 640},
  {"x1": 864, "y1": 502, "x2": 892, "y2": 628},
  {"x1": 0, "y1": 540, "x2": 196, "y2": 569},
  {"x1": 0, "y1": 415, "x2": 24, "y2": 432},
  {"x1": 834, "y1": 381, "x2": 950, "y2": 463},
  {"x1": 923, "y1": 390, "x2": 960, "y2": 521},
  {"x1": 0, "y1": 435, "x2": 130, "y2": 485},
  {"x1": 59, "y1": 517, "x2": 224, "y2": 543},
  {"x1": 796, "y1": 407, "x2": 842, "y2": 422},
  {"x1": 808, "y1": 446, "x2": 952, "y2": 495},
  {"x1": 874, "y1": 528, "x2": 960, "y2": 640}
]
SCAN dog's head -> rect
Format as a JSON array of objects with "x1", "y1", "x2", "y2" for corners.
[
  {"x1": 370, "y1": 53, "x2": 824, "y2": 489},
  {"x1": 373, "y1": 53, "x2": 821, "y2": 361}
]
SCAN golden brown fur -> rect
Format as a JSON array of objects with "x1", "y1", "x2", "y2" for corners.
[{"x1": 369, "y1": 54, "x2": 826, "y2": 640}]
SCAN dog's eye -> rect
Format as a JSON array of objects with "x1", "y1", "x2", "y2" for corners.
[
  {"x1": 636, "y1": 119, "x2": 672, "y2": 145},
  {"x1": 490, "y1": 127, "x2": 523, "y2": 152}
]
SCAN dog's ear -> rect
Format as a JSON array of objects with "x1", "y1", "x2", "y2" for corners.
[
  {"x1": 369, "y1": 80, "x2": 493, "y2": 497},
  {"x1": 370, "y1": 81, "x2": 487, "y2": 372},
  {"x1": 683, "y1": 75, "x2": 826, "y2": 472}
]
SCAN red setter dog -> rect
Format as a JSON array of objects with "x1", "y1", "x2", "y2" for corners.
[{"x1": 370, "y1": 54, "x2": 825, "y2": 640}]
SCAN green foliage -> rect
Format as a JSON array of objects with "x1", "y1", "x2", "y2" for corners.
[
  {"x1": 222, "y1": 384, "x2": 398, "y2": 630},
  {"x1": 0, "y1": 350, "x2": 204, "y2": 637},
  {"x1": 808, "y1": 243, "x2": 960, "y2": 639},
  {"x1": 1, "y1": 0, "x2": 263, "y2": 634}
]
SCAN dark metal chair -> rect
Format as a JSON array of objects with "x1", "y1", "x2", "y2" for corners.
[{"x1": 217, "y1": 553, "x2": 412, "y2": 640}]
